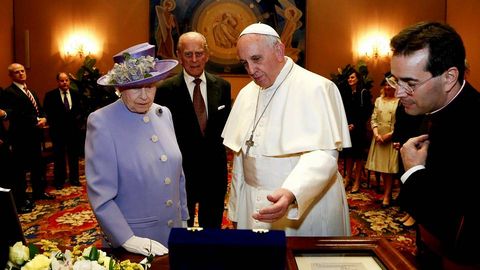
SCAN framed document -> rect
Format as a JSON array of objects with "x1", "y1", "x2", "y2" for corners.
[{"x1": 286, "y1": 237, "x2": 416, "y2": 270}]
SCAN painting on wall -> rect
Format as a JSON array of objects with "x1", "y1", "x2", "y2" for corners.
[{"x1": 149, "y1": 0, "x2": 306, "y2": 74}]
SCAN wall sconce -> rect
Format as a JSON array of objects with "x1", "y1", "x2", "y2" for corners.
[
  {"x1": 357, "y1": 33, "x2": 391, "y2": 60},
  {"x1": 62, "y1": 32, "x2": 99, "y2": 59}
]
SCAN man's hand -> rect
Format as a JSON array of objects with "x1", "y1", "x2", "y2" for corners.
[
  {"x1": 36, "y1": 117, "x2": 47, "y2": 128},
  {"x1": 252, "y1": 188, "x2": 295, "y2": 223},
  {"x1": 400, "y1": 134, "x2": 429, "y2": 171}
]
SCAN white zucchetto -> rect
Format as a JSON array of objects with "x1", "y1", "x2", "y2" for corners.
[{"x1": 239, "y1": 23, "x2": 280, "y2": 38}]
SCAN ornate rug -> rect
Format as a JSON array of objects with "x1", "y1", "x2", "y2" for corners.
[
  {"x1": 20, "y1": 161, "x2": 102, "y2": 247},
  {"x1": 19, "y1": 158, "x2": 416, "y2": 261}
]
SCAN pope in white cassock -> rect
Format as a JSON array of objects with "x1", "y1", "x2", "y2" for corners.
[{"x1": 222, "y1": 23, "x2": 352, "y2": 236}]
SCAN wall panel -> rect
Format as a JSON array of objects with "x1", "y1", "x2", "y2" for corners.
[{"x1": 5, "y1": 0, "x2": 478, "y2": 100}]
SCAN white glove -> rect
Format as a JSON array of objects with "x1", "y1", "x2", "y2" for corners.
[
  {"x1": 182, "y1": 221, "x2": 188, "y2": 228},
  {"x1": 122, "y1": 235, "x2": 168, "y2": 256}
]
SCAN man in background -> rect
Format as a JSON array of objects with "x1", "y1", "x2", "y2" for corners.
[
  {"x1": 2, "y1": 63, "x2": 54, "y2": 212},
  {"x1": 155, "y1": 32, "x2": 231, "y2": 228},
  {"x1": 390, "y1": 21, "x2": 480, "y2": 268},
  {"x1": 44, "y1": 72, "x2": 85, "y2": 189}
]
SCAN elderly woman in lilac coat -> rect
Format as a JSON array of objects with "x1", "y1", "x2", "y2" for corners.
[{"x1": 85, "y1": 43, "x2": 187, "y2": 257}]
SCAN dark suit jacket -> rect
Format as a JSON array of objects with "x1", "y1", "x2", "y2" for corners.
[
  {"x1": 391, "y1": 103, "x2": 426, "y2": 175},
  {"x1": 43, "y1": 88, "x2": 85, "y2": 144},
  {"x1": 0, "y1": 112, "x2": 14, "y2": 189},
  {"x1": 155, "y1": 71, "x2": 231, "y2": 195},
  {"x1": 0, "y1": 88, "x2": 14, "y2": 189},
  {"x1": 392, "y1": 103, "x2": 426, "y2": 146},
  {"x1": 1, "y1": 83, "x2": 45, "y2": 146},
  {"x1": 399, "y1": 82, "x2": 480, "y2": 262}
]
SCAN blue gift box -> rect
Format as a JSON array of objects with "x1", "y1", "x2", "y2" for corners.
[{"x1": 168, "y1": 228, "x2": 286, "y2": 270}]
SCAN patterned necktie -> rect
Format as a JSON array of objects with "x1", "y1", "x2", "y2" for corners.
[
  {"x1": 192, "y1": 78, "x2": 207, "y2": 135},
  {"x1": 63, "y1": 91, "x2": 70, "y2": 111},
  {"x1": 24, "y1": 87, "x2": 39, "y2": 115}
]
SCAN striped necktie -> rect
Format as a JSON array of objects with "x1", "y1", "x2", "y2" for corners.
[{"x1": 24, "y1": 87, "x2": 39, "y2": 115}]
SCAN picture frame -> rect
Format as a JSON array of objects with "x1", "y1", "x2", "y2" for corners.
[
  {"x1": 286, "y1": 237, "x2": 417, "y2": 270},
  {"x1": 149, "y1": 0, "x2": 306, "y2": 74}
]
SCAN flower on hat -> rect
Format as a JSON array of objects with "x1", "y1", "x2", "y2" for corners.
[{"x1": 104, "y1": 53, "x2": 156, "y2": 86}]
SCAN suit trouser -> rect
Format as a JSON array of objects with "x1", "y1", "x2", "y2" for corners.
[
  {"x1": 11, "y1": 138, "x2": 45, "y2": 200},
  {"x1": 187, "y1": 181, "x2": 227, "y2": 229},
  {"x1": 0, "y1": 145, "x2": 19, "y2": 204},
  {"x1": 52, "y1": 138, "x2": 80, "y2": 186}
]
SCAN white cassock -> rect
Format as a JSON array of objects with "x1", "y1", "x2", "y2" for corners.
[{"x1": 222, "y1": 57, "x2": 352, "y2": 236}]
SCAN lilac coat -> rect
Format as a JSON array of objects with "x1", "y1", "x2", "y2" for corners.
[{"x1": 85, "y1": 99, "x2": 188, "y2": 247}]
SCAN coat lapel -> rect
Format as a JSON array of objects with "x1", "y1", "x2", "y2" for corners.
[{"x1": 205, "y1": 72, "x2": 221, "y2": 117}]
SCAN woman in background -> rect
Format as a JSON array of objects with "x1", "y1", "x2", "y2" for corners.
[
  {"x1": 365, "y1": 79, "x2": 399, "y2": 207},
  {"x1": 342, "y1": 70, "x2": 373, "y2": 193}
]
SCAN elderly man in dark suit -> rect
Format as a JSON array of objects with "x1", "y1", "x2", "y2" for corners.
[
  {"x1": 2, "y1": 63, "x2": 54, "y2": 211},
  {"x1": 44, "y1": 72, "x2": 85, "y2": 189},
  {"x1": 155, "y1": 32, "x2": 232, "y2": 228}
]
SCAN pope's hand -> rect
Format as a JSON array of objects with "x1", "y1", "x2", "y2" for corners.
[
  {"x1": 252, "y1": 188, "x2": 295, "y2": 223},
  {"x1": 122, "y1": 236, "x2": 168, "y2": 256}
]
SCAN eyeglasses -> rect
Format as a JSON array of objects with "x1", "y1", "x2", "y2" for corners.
[{"x1": 386, "y1": 74, "x2": 436, "y2": 95}]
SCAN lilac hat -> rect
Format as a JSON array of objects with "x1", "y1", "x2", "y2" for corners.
[{"x1": 97, "y1": 42, "x2": 178, "y2": 89}]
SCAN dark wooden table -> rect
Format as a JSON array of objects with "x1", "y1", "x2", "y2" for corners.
[{"x1": 105, "y1": 236, "x2": 417, "y2": 270}]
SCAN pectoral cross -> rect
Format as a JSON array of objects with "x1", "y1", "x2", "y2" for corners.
[{"x1": 245, "y1": 134, "x2": 254, "y2": 155}]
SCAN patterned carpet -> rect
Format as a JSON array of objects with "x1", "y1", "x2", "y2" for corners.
[
  {"x1": 19, "y1": 158, "x2": 417, "y2": 262},
  {"x1": 19, "y1": 161, "x2": 102, "y2": 247},
  {"x1": 347, "y1": 185, "x2": 417, "y2": 259}
]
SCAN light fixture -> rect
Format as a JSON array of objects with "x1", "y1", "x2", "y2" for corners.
[
  {"x1": 357, "y1": 33, "x2": 391, "y2": 60},
  {"x1": 62, "y1": 31, "x2": 99, "y2": 59}
]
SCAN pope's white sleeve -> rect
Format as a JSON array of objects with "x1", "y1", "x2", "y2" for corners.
[
  {"x1": 282, "y1": 149, "x2": 339, "y2": 219},
  {"x1": 227, "y1": 151, "x2": 244, "y2": 222}
]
